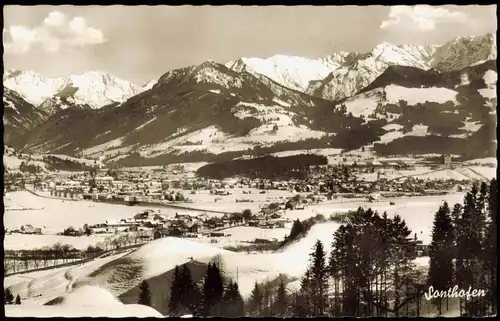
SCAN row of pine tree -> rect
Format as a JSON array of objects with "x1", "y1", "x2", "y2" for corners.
[
  {"x1": 135, "y1": 179, "x2": 496, "y2": 317},
  {"x1": 428, "y1": 179, "x2": 497, "y2": 316}
]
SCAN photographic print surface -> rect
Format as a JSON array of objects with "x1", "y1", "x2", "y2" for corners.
[{"x1": 2, "y1": 5, "x2": 497, "y2": 318}]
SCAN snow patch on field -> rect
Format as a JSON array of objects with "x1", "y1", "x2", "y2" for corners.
[
  {"x1": 407, "y1": 124, "x2": 429, "y2": 136},
  {"x1": 383, "y1": 123, "x2": 404, "y2": 131},
  {"x1": 209, "y1": 89, "x2": 221, "y2": 94},
  {"x1": 269, "y1": 148, "x2": 343, "y2": 158},
  {"x1": 483, "y1": 70, "x2": 497, "y2": 86},
  {"x1": 272, "y1": 97, "x2": 292, "y2": 107},
  {"x1": 343, "y1": 90, "x2": 381, "y2": 118},
  {"x1": 478, "y1": 70, "x2": 497, "y2": 101},
  {"x1": 378, "y1": 130, "x2": 405, "y2": 144},
  {"x1": 140, "y1": 109, "x2": 329, "y2": 156},
  {"x1": 43, "y1": 154, "x2": 102, "y2": 167},
  {"x1": 79, "y1": 137, "x2": 125, "y2": 156},
  {"x1": 463, "y1": 157, "x2": 497, "y2": 166},
  {"x1": 95, "y1": 130, "x2": 111, "y2": 139},
  {"x1": 133, "y1": 117, "x2": 157, "y2": 132},
  {"x1": 385, "y1": 85, "x2": 458, "y2": 105}
]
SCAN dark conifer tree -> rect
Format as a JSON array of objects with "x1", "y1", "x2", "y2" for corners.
[
  {"x1": 294, "y1": 268, "x2": 312, "y2": 317},
  {"x1": 222, "y1": 281, "x2": 244, "y2": 317},
  {"x1": 168, "y1": 265, "x2": 181, "y2": 316},
  {"x1": 428, "y1": 202, "x2": 454, "y2": 314},
  {"x1": 248, "y1": 282, "x2": 263, "y2": 316},
  {"x1": 179, "y1": 264, "x2": 199, "y2": 315},
  {"x1": 275, "y1": 279, "x2": 288, "y2": 317},
  {"x1": 15, "y1": 294, "x2": 21, "y2": 305},
  {"x1": 137, "y1": 280, "x2": 152, "y2": 307},
  {"x1": 4, "y1": 288, "x2": 14, "y2": 305},
  {"x1": 310, "y1": 240, "x2": 329, "y2": 316},
  {"x1": 202, "y1": 262, "x2": 224, "y2": 317},
  {"x1": 483, "y1": 179, "x2": 497, "y2": 315}
]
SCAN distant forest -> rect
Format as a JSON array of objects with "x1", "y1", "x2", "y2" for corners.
[{"x1": 196, "y1": 155, "x2": 328, "y2": 180}]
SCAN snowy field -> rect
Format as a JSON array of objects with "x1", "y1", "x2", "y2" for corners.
[
  {"x1": 175, "y1": 188, "x2": 295, "y2": 212},
  {"x1": 4, "y1": 234, "x2": 108, "y2": 251},
  {"x1": 4, "y1": 189, "x2": 469, "y2": 249},
  {"x1": 3, "y1": 191, "x2": 187, "y2": 234},
  {"x1": 284, "y1": 192, "x2": 466, "y2": 245}
]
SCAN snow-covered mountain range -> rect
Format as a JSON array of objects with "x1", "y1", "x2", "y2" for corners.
[
  {"x1": 3, "y1": 69, "x2": 151, "y2": 114},
  {"x1": 227, "y1": 32, "x2": 496, "y2": 101},
  {"x1": 3, "y1": 32, "x2": 497, "y2": 165}
]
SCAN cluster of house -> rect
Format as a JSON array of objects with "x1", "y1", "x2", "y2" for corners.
[
  {"x1": 26, "y1": 152, "x2": 477, "y2": 207},
  {"x1": 6, "y1": 224, "x2": 43, "y2": 235},
  {"x1": 81, "y1": 206, "x2": 292, "y2": 239}
]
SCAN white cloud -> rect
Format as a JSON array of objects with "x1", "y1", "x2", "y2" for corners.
[
  {"x1": 380, "y1": 5, "x2": 468, "y2": 31},
  {"x1": 4, "y1": 11, "x2": 106, "y2": 54}
]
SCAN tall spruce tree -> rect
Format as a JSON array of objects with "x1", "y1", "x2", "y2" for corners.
[
  {"x1": 460, "y1": 189, "x2": 483, "y2": 316},
  {"x1": 15, "y1": 294, "x2": 21, "y2": 305},
  {"x1": 295, "y1": 268, "x2": 312, "y2": 317},
  {"x1": 221, "y1": 281, "x2": 244, "y2": 317},
  {"x1": 451, "y1": 202, "x2": 466, "y2": 314},
  {"x1": 483, "y1": 178, "x2": 497, "y2": 315},
  {"x1": 137, "y1": 280, "x2": 152, "y2": 307},
  {"x1": 428, "y1": 202, "x2": 454, "y2": 314},
  {"x1": 248, "y1": 282, "x2": 264, "y2": 316},
  {"x1": 389, "y1": 215, "x2": 416, "y2": 317},
  {"x1": 310, "y1": 240, "x2": 329, "y2": 316},
  {"x1": 4, "y1": 288, "x2": 14, "y2": 305},
  {"x1": 202, "y1": 262, "x2": 224, "y2": 317},
  {"x1": 179, "y1": 264, "x2": 199, "y2": 315},
  {"x1": 275, "y1": 279, "x2": 288, "y2": 317},
  {"x1": 168, "y1": 265, "x2": 182, "y2": 316}
]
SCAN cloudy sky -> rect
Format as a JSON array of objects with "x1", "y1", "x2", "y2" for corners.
[{"x1": 3, "y1": 5, "x2": 497, "y2": 84}]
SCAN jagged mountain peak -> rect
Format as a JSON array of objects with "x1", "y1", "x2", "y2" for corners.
[
  {"x1": 226, "y1": 54, "x2": 343, "y2": 92},
  {"x1": 3, "y1": 69, "x2": 142, "y2": 111},
  {"x1": 156, "y1": 60, "x2": 244, "y2": 89}
]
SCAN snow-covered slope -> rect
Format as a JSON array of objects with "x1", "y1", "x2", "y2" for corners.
[
  {"x1": 3, "y1": 87, "x2": 49, "y2": 147},
  {"x1": 226, "y1": 53, "x2": 350, "y2": 92},
  {"x1": 3, "y1": 69, "x2": 142, "y2": 112},
  {"x1": 431, "y1": 33, "x2": 497, "y2": 72},
  {"x1": 306, "y1": 42, "x2": 437, "y2": 101},
  {"x1": 140, "y1": 79, "x2": 158, "y2": 91}
]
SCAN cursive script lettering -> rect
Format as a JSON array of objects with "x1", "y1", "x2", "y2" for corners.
[{"x1": 424, "y1": 285, "x2": 486, "y2": 301}]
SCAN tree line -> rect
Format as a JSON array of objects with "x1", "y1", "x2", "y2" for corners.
[
  {"x1": 196, "y1": 154, "x2": 328, "y2": 180},
  {"x1": 137, "y1": 260, "x2": 244, "y2": 317},
  {"x1": 427, "y1": 179, "x2": 497, "y2": 316},
  {"x1": 294, "y1": 179, "x2": 497, "y2": 317},
  {"x1": 4, "y1": 243, "x2": 104, "y2": 274}
]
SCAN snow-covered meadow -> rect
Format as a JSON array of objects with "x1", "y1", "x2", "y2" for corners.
[
  {"x1": 3, "y1": 234, "x2": 108, "y2": 251},
  {"x1": 3, "y1": 191, "x2": 182, "y2": 234}
]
